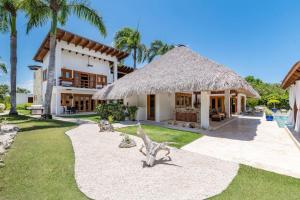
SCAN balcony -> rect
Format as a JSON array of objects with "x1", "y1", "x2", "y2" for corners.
[{"x1": 59, "y1": 69, "x2": 107, "y2": 89}]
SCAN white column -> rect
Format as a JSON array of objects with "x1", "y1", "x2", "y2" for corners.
[
  {"x1": 54, "y1": 88, "x2": 61, "y2": 115},
  {"x1": 224, "y1": 90, "x2": 231, "y2": 118},
  {"x1": 200, "y1": 91, "x2": 210, "y2": 129},
  {"x1": 155, "y1": 94, "x2": 160, "y2": 122},
  {"x1": 191, "y1": 93, "x2": 195, "y2": 108},
  {"x1": 244, "y1": 95, "x2": 247, "y2": 112},
  {"x1": 55, "y1": 44, "x2": 62, "y2": 86},
  {"x1": 294, "y1": 81, "x2": 300, "y2": 132},
  {"x1": 237, "y1": 94, "x2": 241, "y2": 114},
  {"x1": 288, "y1": 85, "x2": 295, "y2": 126},
  {"x1": 113, "y1": 62, "x2": 118, "y2": 82}
]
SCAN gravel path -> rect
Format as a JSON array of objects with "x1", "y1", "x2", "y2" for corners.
[{"x1": 66, "y1": 124, "x2": 238, "y2": 200}]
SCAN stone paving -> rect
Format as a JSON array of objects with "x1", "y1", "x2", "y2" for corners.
[{"x1": 182, "y1": 115, "x2": 300, "y2": 178}]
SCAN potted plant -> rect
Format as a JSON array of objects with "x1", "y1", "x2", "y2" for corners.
[
  {"x1": 127, "y1": 106, "x2": 138, "y2": 121},
  {"x1": 267, "y1": 99, "x2": 280, "y2": 113},
  {"x1": 264, "y1": 108, "x2": 274, "y2": 121}
]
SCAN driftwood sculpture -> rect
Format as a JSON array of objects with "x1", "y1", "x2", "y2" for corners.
[
  {"x1": 137, "y1": 123, "x2": 171, "y2": 167},
  {"x1": 119, "y1": 133, "x2": 136, "y2": 148},
  {"x1": 98, "y1": 120, "x2": 114, "y2": 132}
]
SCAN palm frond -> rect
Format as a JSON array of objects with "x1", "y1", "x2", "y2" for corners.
[
  {"x1": 137, "y1": 44, "x2": 147, "y2": 63},
  {"x1": 0, "y1": 63, "x2": 7, "y2": 74},
  {"x1": 113, "y1": 27, "x2": 133, "y2": 49},
  {"x1": 147, "y1": 40, "x2": 174, "y2": 63},
  {"x1": 58, "y1": 1, "x2": 70, "y2": 26},
  {"x1": 68, "y1": 0, "x2": 106, "y2": 37},
  {"x1": 0, "y1": 5, "x2": 9, "y2": 33},
  {"x1": 22, "y1": 0, "x2": 50, "y2": 33}
]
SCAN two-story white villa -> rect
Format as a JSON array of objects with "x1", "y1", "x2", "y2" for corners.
[{"x1": 30, "y1": 28, "x2": 131, "y2": 115}]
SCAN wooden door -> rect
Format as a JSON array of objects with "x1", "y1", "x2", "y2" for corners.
[
  {"x1": 89, "y1": 74, "x2": 96, "y2": 89},
  {"x1": 147, "y1": 95, "x2": 155, "y2": 120},
  {"x1": 231, "y1": 97, "x2": 237, "y2": 114}
]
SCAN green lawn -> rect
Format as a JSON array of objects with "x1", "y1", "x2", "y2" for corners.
[
  {"x1": 211, "y1": 165, "x2": 300, "y2": 200},
  {"x1": 116, "y1": 124, "x2": 202, "y2": 148},
  {"x1": 0, "y1": 115, "x2": 88, "y2": 200},
  {"x1": 16, "y1": 109, "x2": 31, "y2": 115},
  {"x1": 60, "y1": 113, "x2": 100, "y2": 122}
]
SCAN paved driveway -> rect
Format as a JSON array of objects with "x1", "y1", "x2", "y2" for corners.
[{"x1": 182, "y1": 115, "x2": 300, "y2": 178}]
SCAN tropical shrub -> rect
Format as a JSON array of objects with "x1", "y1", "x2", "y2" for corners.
[
  {"x1": 267, "y1": 99, "x2": 280, "y2": 108},
  {"x1": 264, "y1": 108, "x2": 273, "y2": 116},
  {"x1": 108, "y1": 115, "x2": 114, "y2": 124},
  {"x1": 96, "y1": 103, "x2": 126, "y2": 121},
  {"x1": 245, "y1": 76, "x2": 289, "y2": 109},
  {"x1": 0, "y1": 103, "x2": 5, "y2": 113},
  {"x1": 246, "y1": 97, "x2": 259, "y2": 108},
  {"x1": 127, "y1": 106, "x2": 138, "y2": 121},
  {"x1": 16, "y1": 103, "x2": 32, "y2": 110}
]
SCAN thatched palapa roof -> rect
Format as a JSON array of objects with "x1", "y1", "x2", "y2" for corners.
[{"x1": 93, "y1": 46, "x2": 259, "y2": 100}]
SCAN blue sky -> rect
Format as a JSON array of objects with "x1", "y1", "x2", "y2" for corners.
[{"x1": 1, "y1": 0, "x2": 300, "y2": 91}]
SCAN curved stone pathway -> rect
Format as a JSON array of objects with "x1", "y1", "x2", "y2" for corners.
[{"x1": 66, "y1": 124, "x2": 239, "y2": 200}]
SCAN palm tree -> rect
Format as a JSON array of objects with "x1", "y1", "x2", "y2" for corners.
[
  {"x1": 24, "y1": 0, "x2": 106, "y2": 119},
  {"x1": 114, "y1": 27, "x2": 146, "y2": 69},
  {"x1": 0, "y1": 57, "x2": 7, "y2": 74},
  {"x1": 146, "y1": 40, "x2": 174, "y2": 63},
  {"x1": 0, "y1": 0, "x2": 22, "y2": 115}
]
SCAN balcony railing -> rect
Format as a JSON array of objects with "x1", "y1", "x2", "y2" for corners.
[{"x1": 59, "y1": 77, "x2": 106, "y2": 89}]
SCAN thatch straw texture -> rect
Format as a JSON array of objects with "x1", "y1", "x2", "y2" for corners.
[{"x1": 93, "y1": 46, "x2": 259, "y2": 100}]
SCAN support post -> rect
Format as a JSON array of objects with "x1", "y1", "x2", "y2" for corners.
[
  {"x1": 224, "y1": 90, "x2": 231, "y2": 118},
  {"x1": 237, "y1": 93, "x2": 241, "y2": 114},
  {"x1": 113, "y1": 62, "x2": 118, "y2": 82},
  {"x1": 244, "y1": 96, "x2": 247, "y2": 112},
  {"x1": 200, "y1": 91, "x2": 210, "y2": 129}
]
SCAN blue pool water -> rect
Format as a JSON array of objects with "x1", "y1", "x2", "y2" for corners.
[{"x1": 274, "y1": 115, "x2": 288, "y2": 128}]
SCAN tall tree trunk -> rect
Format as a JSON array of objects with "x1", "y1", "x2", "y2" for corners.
[
  {"x1": 133, "y1": 48, "x2": 137, "y2": 69},
  {"x1": 42, "y1": 13, "x2": 57, "y2": 119},
  {"x1": 9, "y1": 29, "x2": 18, "y2": 115}
]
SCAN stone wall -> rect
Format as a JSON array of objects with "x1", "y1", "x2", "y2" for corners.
[{"x1": 33, "y1": 68, "x2": 43, "y2": 105}]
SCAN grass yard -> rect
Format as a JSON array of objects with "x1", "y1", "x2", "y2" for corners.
[
  {"x1": 16, "y1": 109, "x2": 31, "y2": 115},
  {"x1": 60, "y1": 113, "x2": 100, "y2": 122},
  {"x1": 0, "y1": 115, "x2": 88, "y2": 200},
  {"x1": 211, "y1": 165, "x2": 300, "y2": 200},
  {"x1": 116, "y1": 124, "x2": 202, "y2": 148}
]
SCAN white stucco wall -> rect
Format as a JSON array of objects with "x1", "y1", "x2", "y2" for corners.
[
  {"x1": 124, "y1": 95, "x2": 147, "y2": 121},
  {"x1": 37, "y1": 39, "x2": 120, "y2": 115},
  {"x1": 155, "y1": 93, "x2": 173, "y2": 122},
  {"x1": 16, "y1": 93, "x2": 33, "y2": 105},
  {"x1": 60, "y1": 50, "x2": 113, "y2": 83}
]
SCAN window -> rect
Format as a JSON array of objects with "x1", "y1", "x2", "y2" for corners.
[
  {"x1": 175, "y1": 93, "x2": 192, "y2": 108},
  {"x1": 96, "y1": 75, "x2": 107, "y2": 86},
  {"x1": 42, "y1": 69, "x2": 47, "y2": 81},
  {"x1": 61, "y1": 69, "x2": 72, "y2": 79},
  {"x1": 210, "y1": 96, "x2": 224, "y2": 113}
]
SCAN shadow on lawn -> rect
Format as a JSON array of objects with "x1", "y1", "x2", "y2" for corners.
[
  {"x1": 2, "y1": 115, "x2": 76, "y2": 132},
  {"x1": 19, "y1": 123, "x2": 75, "y2": 132}
]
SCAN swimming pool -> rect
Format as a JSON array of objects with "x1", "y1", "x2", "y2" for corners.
[{"x1": 274, "y1": 115, "x2": 288, "y2": 128}]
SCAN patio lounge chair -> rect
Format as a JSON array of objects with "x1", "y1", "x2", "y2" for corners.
[
  {"x1": 218, "y1": 113, "x2": 226, "y2": 120},
  {"x1": 280, "y1": 109, "x2": 287, "y2": 114},
  {"x1": 64, "y1": 106, "x2": 72, "y2": 114}
]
